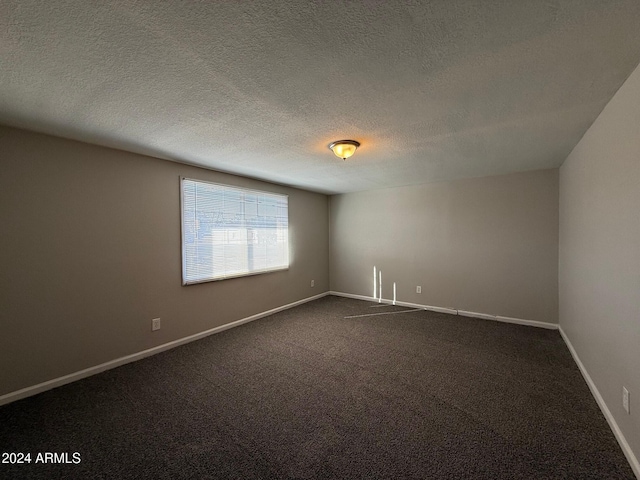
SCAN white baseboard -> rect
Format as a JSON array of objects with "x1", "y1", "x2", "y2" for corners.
[
  {"x1": 395, "y1": 299, "x2": 457, "y2": 315},
  {"x1": 458, "y1": 309, "x2": 497, "y2": 321},
  {"x1": 329, "y1": 290, "x2": 386, "y2": 305},
  {"x1": 0, "y1": 292, "x2": 329, "y2": 407},
  {"x1": 329, "y1": 291, "x2": 557, "y2": 330},
  {"x1": 459, "y1": 310, "x2": 558, "y2": 330},
  {"x1": 329, "y1": 291, "x2": 457, "y2": 315},
  {"x1": 559, "y1": 327, "x2": 640, "y2": 479},
  {"x1": 495, "y1": 314, "x2": 558, "y2": 330}
]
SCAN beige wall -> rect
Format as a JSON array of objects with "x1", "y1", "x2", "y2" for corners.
[
  {"x1": 330, "y1": 169, "x2": 559, "y2": 323},
  {"x1": 0, "y1": 126, "x2": 329, "y2": 396},
  {"x1": 559, "y1": 63, "x2": 640, "y2": 462}
]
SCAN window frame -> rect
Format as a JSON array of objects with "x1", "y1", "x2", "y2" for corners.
[{"x1": 180, "y1": 177, "x2": 290, "y2": 286}]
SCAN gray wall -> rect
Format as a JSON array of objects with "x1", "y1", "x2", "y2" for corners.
[
  {"x1": 330, "y1": 169, "x2": 559, "y2": 323},
  {"x1": 0, "y1": 126, "x2": 329, "y2": 396},
  {"x1": 559, "y1": 63, "x2": 640, "y2": 461}
]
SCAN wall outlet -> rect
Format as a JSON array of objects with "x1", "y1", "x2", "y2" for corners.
[
  {"x1": 623, "y1": 386, "x2": 630, "y2": 414},
  {"x1": 416, "y1": 286, "x2": 422, "y2": 294},
  {"x1": 311, "y1": 279, "x2": 315, "y2": 287},
  {"x1": 152, "y1": 318, "x2": 161, "y2": 331}
]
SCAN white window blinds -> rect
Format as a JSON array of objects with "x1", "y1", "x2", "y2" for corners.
[{"x1": 181, "y1": 178, "x2": 289, "y2": 285}]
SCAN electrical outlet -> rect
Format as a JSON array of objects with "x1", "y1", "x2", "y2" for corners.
[
  {"x1": 311, "y1": 279, "x2": 315, "y2": 287},
  {"x1": 623, "y1": 386, "x2": 630, "y2": 414},
  {"x1": 152, "y1": 318, "x2": 161, "y2": 331},
  {"x1": 416, "y1": 286, "x2": 422, "y2": 294}
]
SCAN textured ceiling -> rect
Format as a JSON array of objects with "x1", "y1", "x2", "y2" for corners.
[{"x1": 2, "y1": 1, "x2": 640, "y2": 194}]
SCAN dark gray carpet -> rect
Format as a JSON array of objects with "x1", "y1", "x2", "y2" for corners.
[{"x1": 0, "y1": 296, "x2": 634, "y2": 479}]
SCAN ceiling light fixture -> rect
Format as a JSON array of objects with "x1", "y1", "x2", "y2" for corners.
[{"x1": 328, "y1": 140, "x2": 360, "y2": 160}]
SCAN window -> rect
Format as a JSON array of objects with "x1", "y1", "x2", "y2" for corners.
[{"x1": 180, "y1": 178, "x2": 289, "y2": 285}]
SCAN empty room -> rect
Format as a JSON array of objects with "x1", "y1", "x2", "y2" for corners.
[{"x1": 1, "y1": 1, "x2": 639, "y2": 478}]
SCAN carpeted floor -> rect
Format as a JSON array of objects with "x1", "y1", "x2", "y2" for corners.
[{"x1": 0, "y1": 296, "x2": 634, "y2": 479}]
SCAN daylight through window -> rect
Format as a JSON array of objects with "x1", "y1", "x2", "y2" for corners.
[{"x1": 181, "y1": 178, "x2": 289, "y2": 284}]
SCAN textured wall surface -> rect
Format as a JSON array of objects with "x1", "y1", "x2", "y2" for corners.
[
  {"x1": 330, "y1": 169, "x2": 559, "y2": 323},
  {"x1": 0, "y1": 126, "x2": 329, "y2": 396},
  {"x1": 559, "y1": 62, "x2": 640, "y2": 466},
  {"x1": 1, "y1": 1, "x2": 640, "y2": 193}
]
